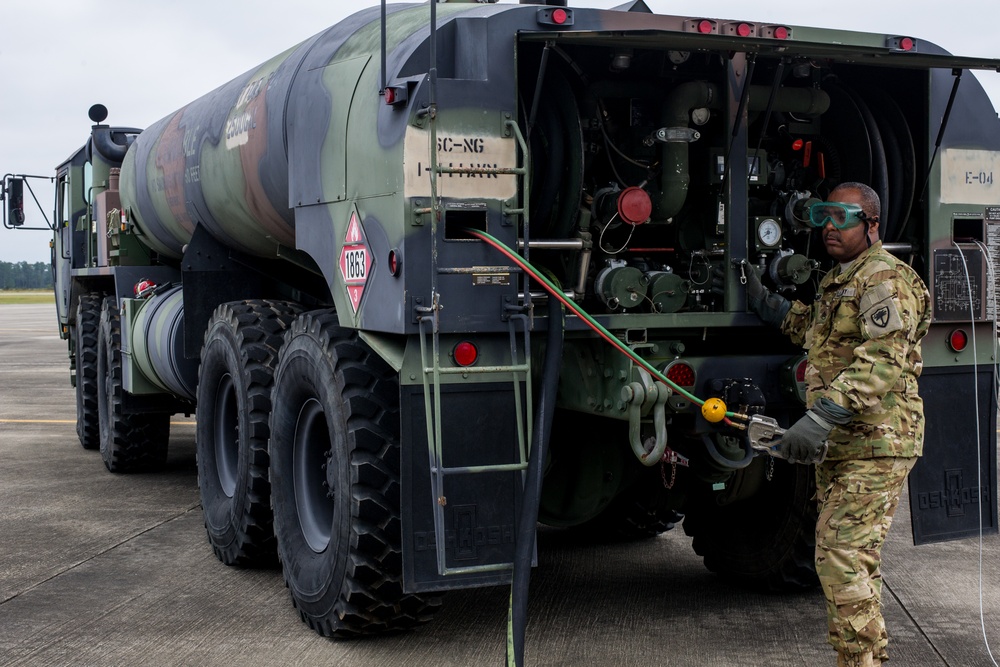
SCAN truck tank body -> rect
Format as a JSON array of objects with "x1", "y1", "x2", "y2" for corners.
[
  {"x1": 118, "y1": 5, "x2": 424, "y2": 260},
  {"x1": 119, "y1": 3, "x2": 546, "y2": 337}
]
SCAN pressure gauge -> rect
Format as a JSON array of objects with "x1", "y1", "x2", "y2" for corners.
[
  {"x1": 690, "y1": 107, "x2": 711, "y2": 126},
  {"x1": 756, "y1": 217, "x2": 782, "y2": 249},
  {"x1": 668, "y1": 51, "x2": 690, "y2": 65}
]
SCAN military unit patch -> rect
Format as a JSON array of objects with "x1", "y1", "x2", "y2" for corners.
[{"x1": 859, "y1": 281, "x2": 903, "y2": 338}]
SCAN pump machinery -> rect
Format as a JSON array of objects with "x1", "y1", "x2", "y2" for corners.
[{"x1": 5, "y1": 0, "x2": 1000, "y2": 652}]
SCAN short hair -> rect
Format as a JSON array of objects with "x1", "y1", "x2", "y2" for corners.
[{"x1": 831, "y1": 182, "x2": 881, "y2": 222}]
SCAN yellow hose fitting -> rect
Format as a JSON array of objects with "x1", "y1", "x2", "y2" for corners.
[{"x1": 701, "y1": 397, "x2": 727, "y2": 423}]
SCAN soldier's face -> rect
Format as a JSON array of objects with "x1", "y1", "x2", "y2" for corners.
[{"x1": 822, "y1": 188, "x2": 876, "y2": 262}]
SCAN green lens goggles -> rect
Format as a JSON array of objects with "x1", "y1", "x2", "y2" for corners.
[{"x1": 808, "y1": 202, "x2": 869, "y2": 230}]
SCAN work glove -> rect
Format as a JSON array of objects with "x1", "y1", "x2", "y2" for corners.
[
  {"x1": 778, "y1": 397, "x2": 854, "y2": 464},
  {"x1": 737, "y1": 260, "x2": 791, "y2": 328}
]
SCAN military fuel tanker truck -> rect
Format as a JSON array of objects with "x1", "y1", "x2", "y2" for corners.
[{"x1": 5, "y1": 0, "x2": 1000, "y2": 645}]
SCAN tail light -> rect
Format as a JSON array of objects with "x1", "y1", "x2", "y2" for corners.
[
  {"x1": 452, "y1": 341, "x2": 479, "y2": 367},
  {"x1": 947, "y1": 329, "x2": 969, "y2": 353},
  {"x1": 662, "y1": 359, "x2": 696, "y2": 412},
  {"x1": 780, "y1": 354, "x2": 809, "y2": 405},
  {"x1": 664, "y1": 359, "x2": 696, "y2": 388}
]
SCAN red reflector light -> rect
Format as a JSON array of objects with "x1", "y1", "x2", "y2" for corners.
[
  {"x1": 453, "y1": 341, "x2": 478, "y2": 367},
  {"x1": 698, "y1": 19, "x2": 714, "y2": 34},
  {"x1": 665, "y1": 361, "x2": 696, "y2": 387},
  {"x1": 887, "y1": 35, "x2": 916, "y2": 51},
  {"x1": 773, "y1": 26, "x2": 789, "y2": 40},
  {"x1": 617, "y1": 186, "x2": 652, "y2": 225},
  {"x1": 737, "y1": 23, "x2": 752, "y2": 37},
  {"x1": 795, "y1": 358, "x2": 807, "y2": 383},
  {"x1": 383, "y1": 85, "x2": 406, "y2": 106},
  {"x1": 388, "y1": 249, "x2": 401, "y2": 277},
  {"x1": 552, "y1": 8, "x2": 568, "y2": 25},
  {"x1": 792, "y1": 139, "x2": 804, "y2": 151},
  {"x1": 948, "y1": 329, "x2": 969, "y2": 352}
]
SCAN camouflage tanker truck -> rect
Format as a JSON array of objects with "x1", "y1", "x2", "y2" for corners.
[{"x1": 5, "y1": 0, "x2": 1000, "y2": 648}]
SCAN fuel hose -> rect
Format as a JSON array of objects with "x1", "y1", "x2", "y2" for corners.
[{"x1": 467, "y1": 228, "x2": 745, "y2": 427}]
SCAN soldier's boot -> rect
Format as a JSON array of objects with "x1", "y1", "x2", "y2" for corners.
[{"x1": 837, "y1": 650, "x2": 878, "y2": 667}]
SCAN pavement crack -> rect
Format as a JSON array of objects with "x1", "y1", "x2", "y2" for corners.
[
  {"x1": 0, "y1": 503, "x2": 202, "y2": 607},
  {"x1": 884, "y1": 579, "x2": 951, "y2": 666}
]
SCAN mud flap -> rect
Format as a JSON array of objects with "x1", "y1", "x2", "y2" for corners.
[
  {"x1": 909, "y1": 366, "x2": 998, "y2": 544},
  {"x1": 400, "y1": 382, "x2": 526, "y2": 593}
]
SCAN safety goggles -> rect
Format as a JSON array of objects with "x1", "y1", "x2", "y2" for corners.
[{"x1": 807, "y1": 202, "x2": 871, "y2": 230}]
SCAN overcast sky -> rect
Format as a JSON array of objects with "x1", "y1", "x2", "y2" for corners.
[{"x1": 2, "y1": 0, "x2": 998, "y2": 263}]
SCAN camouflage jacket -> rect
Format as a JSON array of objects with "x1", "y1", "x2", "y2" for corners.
[{"x1": 781, "y1": 241, "x2": 931, "y2": 460}]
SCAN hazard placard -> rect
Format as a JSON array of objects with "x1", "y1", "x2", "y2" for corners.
[{"x1": 339, "y1": 212, "x2": 372, "y2": 314}]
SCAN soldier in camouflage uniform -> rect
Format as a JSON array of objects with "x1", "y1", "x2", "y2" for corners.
[{"x1": 741, "y1": 182, "x2": 931, "y2": 667}]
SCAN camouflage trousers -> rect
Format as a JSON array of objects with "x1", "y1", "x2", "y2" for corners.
[{"x1": 815, "y1": 456, "x2": 917, "y2": 663}]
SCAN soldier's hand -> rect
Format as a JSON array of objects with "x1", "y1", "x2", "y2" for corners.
[
  {"x1": 735, "y1": 260, "x2": 791, "y2": 327},
  {"x1": 741, "y1": 260, "x2": 767, "y2": 308},
  {"x1": 777, "y1": 410, "x2": 833, "y2": 464}
]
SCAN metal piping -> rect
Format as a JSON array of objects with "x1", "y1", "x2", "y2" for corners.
[{"x1": 658, "y1": 83, "x2": 830, "y2": 221}]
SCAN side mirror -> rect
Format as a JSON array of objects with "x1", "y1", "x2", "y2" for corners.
[{"x1": 6, "y1": 177, "x2": 25, "y2": 227}]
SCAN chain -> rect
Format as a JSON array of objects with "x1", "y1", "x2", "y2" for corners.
[
  {"x1": 661, "y1": 459, "x2": 677, "y2": 489},
  {"x1": 766, "y1": 455, "x2": 774, "y2": 481}
]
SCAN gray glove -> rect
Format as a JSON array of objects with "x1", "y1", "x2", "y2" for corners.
[
  {"x1": 739, "y1": 260, "x2": 791, "y2": 327},
  {"x1": 778, "y1": 397, "x2": 853, "y2": 464}
]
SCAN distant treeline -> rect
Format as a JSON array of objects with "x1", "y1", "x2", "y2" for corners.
[{"x1": 0, "y1": 261, "x2": 51, "y2": 290}]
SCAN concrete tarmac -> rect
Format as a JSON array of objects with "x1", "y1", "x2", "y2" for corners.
[{"x1": 2, "y1": 302, "x2": 1000, "y2": 666}]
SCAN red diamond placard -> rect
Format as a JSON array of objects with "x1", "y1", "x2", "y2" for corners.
[{"x1": 339, "y1": 212, "x2": 372, "y2": 314}]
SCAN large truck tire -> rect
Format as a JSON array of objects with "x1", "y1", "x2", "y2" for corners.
[
  {"x1": 97, "y1": 296, "x2": 169, "y2": 473},
  {"x1": 196, "y1": 300, "x2": 301, "y2": 567},
  {"x1": 682, "y1": 459, "x2": 818, "y2": 591},
  {"x1": 573, "y1": 470, "x2": 682, "y2": 542},
  {"x1": 75, "y1": 293, "x2": 104, "y2": 450},
  {"x1": 540, "y1": 410, "x2": 680, "y2": 541},
  {"x1": 269, "y1": 310, "x2": 441, "y2": 637}
]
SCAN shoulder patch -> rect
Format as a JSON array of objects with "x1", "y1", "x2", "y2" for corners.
[
  {"x1": 859, "y1": 281, "x2": 903, "y2": 339},
  {"x1": 858, "y1": 281, "x2": 895, "y2": 312}
]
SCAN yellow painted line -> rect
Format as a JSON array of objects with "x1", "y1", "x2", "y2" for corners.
[
  {"x1": 0, "y1": 419, "x2": 75, "y2": 424},
  {"x1": 0, "y1": 419, "x2": 196, "y2": 426}
]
